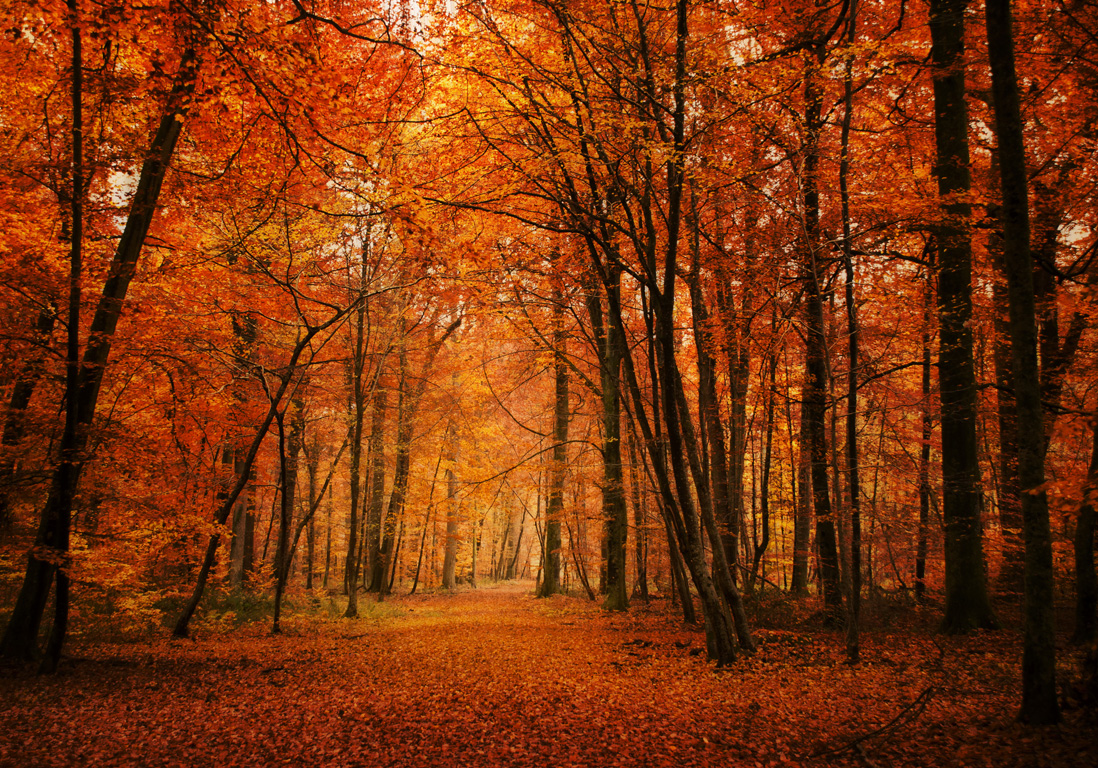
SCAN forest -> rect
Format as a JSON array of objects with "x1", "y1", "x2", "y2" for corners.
[{"x1": 1, "y1": 0, "x2": 1097, "y2": 763}]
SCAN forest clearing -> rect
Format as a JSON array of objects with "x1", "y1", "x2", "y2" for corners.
[{"x1": 1, "y1": 582, "x2": 1096, "y2": 767}]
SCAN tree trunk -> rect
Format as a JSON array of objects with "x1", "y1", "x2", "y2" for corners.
[
  {"x1": 365, "y1": 383, "x2": 388, "y2": 592},
  {"x1": 791, "y1": 372, "x2": 812, "y2": 596},
  {"x1": 2, "y1": 42, "x2": 199, "y2": 662},
  {"x1": 916, "y1": 280, "x2": 933, "y2": 604},
  {"x1": 538, "y1": 290, "x2": 569, "y2": 598},
  {"x1": 587, "y1": 277, "x2": 628, "y2": 611},
  {"x1": 627, "y1": 429, "x2": 649, "y2": 602},
  {"x1": 984, "y1": 0, "x2": 1059, "y2": 723},
  {"x1": 272, "y1": 399, "x2": 304, "y2": 634},
  {"x1": 343, "y1": 291, "x2": 369, "y2": 618},
  {"x1": 39, "y1": 6, "x2": 84, "y2": 674},
  {"x1": 802, "y1": 47, "x2": 843, "y2": 622},
  {"x1": 442, "y1": 457, "x2": 459, "y2": 590},
  {"x1": 929, "y1": 0, "x2": 997, "y2": 634},
  {"x1": 839, "y1": 2, "x2": 861, "y2": 663}
]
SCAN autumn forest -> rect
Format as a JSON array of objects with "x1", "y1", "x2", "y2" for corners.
[{"x1": 1, "y1": 0, "x2": 1097, "y2": 764}]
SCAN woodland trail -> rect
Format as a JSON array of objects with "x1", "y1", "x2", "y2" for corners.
[{"x1": 1, "y1": 583, "x2": 1096, "y2": 767}]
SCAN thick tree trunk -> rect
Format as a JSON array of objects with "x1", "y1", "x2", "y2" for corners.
[
  {"x1": 39, "y1": 7, "x2": 84, "y2": 674},
  {"x1": 929, "y1": 0, "x2": 997, "y2": 634},
  {"x1": 802, "y1": 49, "x2": 843, "y2": 622},
  {"x1": 2, "y1": 43, "x2": 198, "y2": 662},
  {"x1": 984, "y1": 0, "x2": 1059, "y2": 724},
  {"x1": 587, "y1": 278, "x2": 628, "y2": 611}
]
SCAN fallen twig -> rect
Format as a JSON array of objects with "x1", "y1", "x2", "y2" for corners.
[{"x1": 810, "y1": 685, "x2": 937, "y2": 759}]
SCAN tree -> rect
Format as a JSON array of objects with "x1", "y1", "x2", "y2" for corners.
[
  {"x1": 984, "y1": 0, "x2": 1059, "y2": 723},
  {"x1": 928, "y1": 0, "x2": 998, "y2": 634},
  {"x1": 1, "y1": 9, "x2": 200, "y2": 662},
  {"x1": 537, "y1": 281, "x2": 569, "y2": 598}
]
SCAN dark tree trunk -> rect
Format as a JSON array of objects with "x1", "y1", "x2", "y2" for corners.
[
  {"x1": 839, "y1": 2, "x2": 861, "y2": 663},
  {"x1": 802, "y1": 47, "x2": 843, "y2": 622},
  {"x1": 2, "y1": 42, "x2": 199, "y2": 662},
  {"x1": 929, "y1": 0, "x2": 997, "y2": 634},
  {"x1": 791, "y1": 376, "x2": 812, "y2": 596},
  {"x1": 992, "y1": 241, "x2": 1024, "y2": 595},
  {"x1": 627, "y1": 429, "x2": 649, "y2": 602},
  {"x1": 365, "y1": 384, "x2": 388, "y2": 592},
  {"x1": 272, "y1": 399, "x2": 304, "y2": 634},
  {"x1": 305, "y1": 436, "x2": 318, "y2": 590},
  {"x1": 40, "y1": 6, "x2": 84, "y2": 674},
  {"x1": 538, "y1": 289, "x2": 569, "y2": 598},
  {"x1": 343, "y1": 292, "x2": 369, "y2": 618},
  {"x1": 916, "y1": 280, "x2": 933, "y2": 604},
  {"x1": 984, "y1": 0, "x2": 1059, "y2": 724},
  {"x1": 587, "y1": 277, "x2": 628, "y2": 611}
]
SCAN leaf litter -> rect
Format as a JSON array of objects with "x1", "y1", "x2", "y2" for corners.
[{"x1": 1, "y1": 582, "x2": 1095, "y2": 767}]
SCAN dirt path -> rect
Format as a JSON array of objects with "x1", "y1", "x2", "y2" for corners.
[{"x1": 1, "y1": 583, "x2": 1095, "y2": 766}]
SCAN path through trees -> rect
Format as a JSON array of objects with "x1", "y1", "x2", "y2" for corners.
[{"x1": 1, "y1": 583, "x2": 1094, "y2": 767}]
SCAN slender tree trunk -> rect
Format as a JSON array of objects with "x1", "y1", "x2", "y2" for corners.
[
  {"x1": 272, "y1": 399, "x2": 304, "y2": 634},
  {"x1": 791, "y1": 371, "x2": 812, "y2": 595},
  {"x1": 840, "y1": 1, "x2": 861, "y2": 663},
  {"x1": 365, "y1": 383, "x2": 388, "y2": 591},
  {"x1": 442, "y1": 451, "x2": 459, "y2": 590},
  {"x1": 39, "y1": 6, "x2": 84, "y2": 674},
  {"x1": 627, "y1": 428, "x2": 649, "y2": 602},
  {"x1": 984, "y1": 0, "x2": 1058, "y2": 723},
  {"x1": 343, "y1": 293, "x2": 369, "y2": 618},
  {"x1": 751, "y1": 356, "x2": 776, "y2": 587},
  {"x1": 930, "y1": 0, "x2": 997, "y2": 634},
  {"x1": 173, "y1": 318, "x2": 345, "y2": 638},
  {"x1": 916, "y1": 279, "x2": 933, "y2": 604},
  {"x1": 538, "y1": 290, "x2": 569, "y2": 598},
  {"x1": 305, "y1": 436, "x2": 318, "y2": 590}
]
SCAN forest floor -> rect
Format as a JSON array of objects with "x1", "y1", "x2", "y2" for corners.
[{"x1": 1, "y1": 581, "x2": 1096, "y2": 767}]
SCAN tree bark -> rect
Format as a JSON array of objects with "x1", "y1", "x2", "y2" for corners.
[
  {"x1": 2, "y1": 42, "x2": 199, "y2": 662},
  {"x1": 929, "y1": 0, "x2": 998, "y2": 634},
  {"x1": 587, "y1": 277, "x2": 628, "y2": 611},
  {"x1": 802, "y1": 46, "x2": 843, "y2": 622},
  {"x1": 272, "y1": 398, "x2": 304, "y2": 634},
  {"x1": 365, "y1": 384, "x2": 388, "y2": 592},
  {"x1": 984, "y1": 0, "x2": 1059, "y2": 723},
  {"x1": 538, "y1": 289, "x2": 569, "y2": 598}
]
